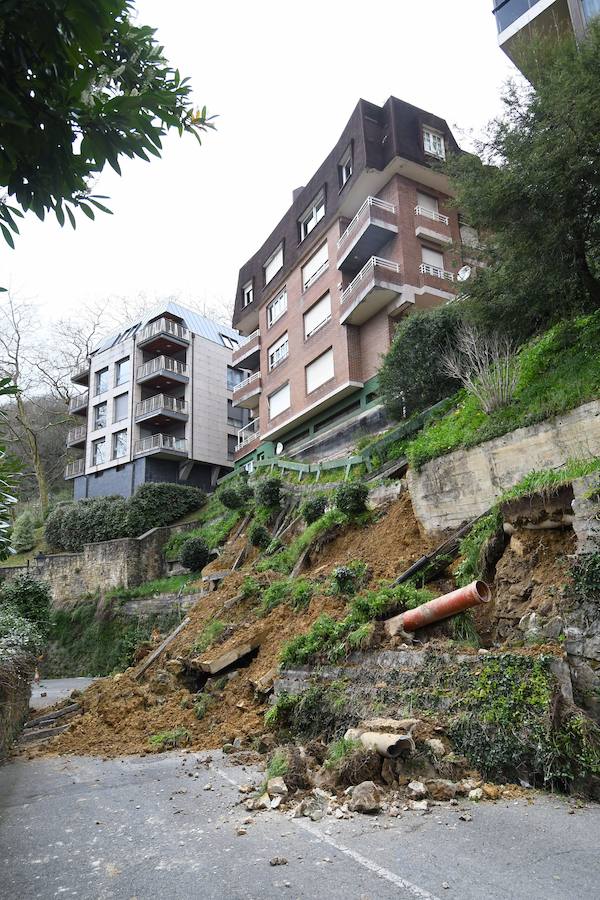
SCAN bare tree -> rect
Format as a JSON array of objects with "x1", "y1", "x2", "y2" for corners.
[{"x1": 440, "y1": 324, "x2": 519, "y2": 414}]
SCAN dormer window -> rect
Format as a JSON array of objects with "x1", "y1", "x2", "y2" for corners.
[
  {"x1": 242, "y1": 281, "x2": 253, "y2": 307},
  {"x1": 338, "y1": 147, "x2": 353, "y2": 189},
  {"x1": 423, "y1": 127, "x2": 445, "y2": 160},
  {"x1": 264, "y1": 243, "x2": 284, "y2": 286},
  {"x1": 299, "y1": 191, "x2": 325, "y2": 241}
]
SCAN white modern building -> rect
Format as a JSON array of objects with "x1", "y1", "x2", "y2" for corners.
[
  {"x1": 493, "y1": 0, "x2": 600, "y2": 65},
  {"x1": 65, "y1": 302, "x2": 249, "y2": 498}
]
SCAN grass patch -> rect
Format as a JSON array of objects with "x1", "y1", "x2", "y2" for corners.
[
  {"x1": 406, "y1": 312, "x2": 600, "y2": 470},
  {"x1": 256, "y1": 508, "x2": 348, "y2": 575},
  {"x1": 148, "y1": 727, "x2": 190, "y2": 750},
  {"x1": 193, "y1": 620, "x2": 227, "y2": 654},
  {"x1": 266, "y1": 748, "x2": 289, "y2": 780},
  {"x1": 193, "y1": 693, "x2": 214, "y2": 720},
  {"x1": 257, "y1": 577, "x2": 314, "y2": 617},
  {"x1": 499, "y1": 457, "x2": 600, "y2": 504},
  {"x1": 106, "y1": 574, "x2": 198, "y2": 601},
  {"x1": 325, "y1": 737, "x2": 362, "y2": 769},
  {"x1": 163, "y1": 510, "x2": 241, "y2": 561},
  {"x1": 455, "y1": 509, "x2": 503, "y2": 587}
]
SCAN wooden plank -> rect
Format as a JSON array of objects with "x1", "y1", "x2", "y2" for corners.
[
  {"x1": 25, "y1": 703, "x2": 81, "y2": 729},
  {"x1": 134, "y1": 616, "x2": 190, "y2": 681},
  {"x1": 198, "y1": 637, "x2": 262, "y2": 675},
  {"x1": 19, "y1": 724, "x2": 70, "y2": 744}
]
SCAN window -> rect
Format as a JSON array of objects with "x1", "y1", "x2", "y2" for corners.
[
  {"x1": 583, "y1": 0, "x2": 600, "y2": 23},
  {"x1": 338, "y1": 147, "x2": 353, "y2": 188},
  {"x1": 304, "y1": 292, "x2": 331, "y2": 339},
  {"x1": 267, "y1": 288, "x2": 287, "y2": 327},
  {"x1": 227, "y1": 366, "x2": 246, "y2": 391},
  {"x1": 299, "y1": 191, "x2": 325, "y2": 241},
  {"x1": 268, "y1": 382, "x2": 290, "y2": 419},
  {"x1": 93, "y1": 402, "x2": 107, "y2": 430},
  {"x1": 227, "y1": 434, "x2": 237, "y2": 461},
  {"x1": 94, "y1": 367, "x2": 108, "y2": 396},
  {"x1": 113, "y1": 393, "x2": 128, "y2": 423},
  {"x1": 306, "y1": 348, "x2": 334, "y2": 394},
  {"x1": 220, "y1": 333, "x2": 238, "y2": 351},
  {"x1": 423, "y1": 127, "x2": 445, "y2": 160},
  {"x1": 268, "y1": 333, "x2": 289, "y2": 371},
  {"x1": 115, "y1": 357, "x2": 129, "y2": 386},
  {"x1": 112, "y1": 430, "x2": 128, "y2": 460},
  {"x1": 242, "y1": 281, "x2": 253, "y2": 308},
  {"x1": 227, "y1": 399, "x2": 245, "y2": 427},
  {"x1": 302, "y1": 243, "x2": 328, "y2": 291},
  {"x1": 264, "y1": 243, "x2": 283, "y2": 285},
  {"x1": 92, "y1": 437, "x2": 106, "y2": 466},
  {"x1": 421, "y1": 245, "x2": 445, "y2": 273},
  {"x1": 417, "y1": 191, "x2": 438, "y2": 214}
]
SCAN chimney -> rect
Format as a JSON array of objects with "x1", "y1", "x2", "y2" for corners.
[{"x1": 292, "y1": 186, "x2": 305, "y2": 203}]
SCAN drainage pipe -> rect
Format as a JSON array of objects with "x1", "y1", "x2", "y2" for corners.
[
  {"x1": 385, "y1": 580, "x2": 491, "y2": 636},
  {"x1": 345, "y1": 728, "x2": 414, "y2": 759}
]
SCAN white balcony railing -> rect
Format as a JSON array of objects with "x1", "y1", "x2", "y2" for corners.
[
  {"x1": 69, "y1": 391, "x2": 89, "y2": 412},
  {"x1": 65, "y1": 459, "x2": 85, "y2": 479},
  {"x1": 137, "y1": 355, "x2": 188, "y2": 380},
  {"x1": 134, "y1": 434, "x2": 188, "y2": 455},
  {"x1": 340, "y1": 257, "x2": 401, "y2": 305},
  {"x1": 71, "y1": 360, "x2": 90, "y2": 381},
  {"x1": 419, "y1": 262, "x2": 455, "y2": 282},
  {"x1": 66, "y1": 425, "x2": 87, "y2": 445},
  {"x1": 237, "y1": 419, "x2": 260, "y2": 449},
  {"x1": 135, "y1": 394, "x2": 188, "y2": 418},
  {"x1": 139, "y1": 317, "x2": 189, "y2": 343},
  {"x1": 233, "y1": 371, "x2": 261, "y2": 394},
  {"x1": 414, "y1": 205, "x2": 449, "y2": 225},
  {"x1": 337, "y1": 196, "x2": 396, "y2": 248}
]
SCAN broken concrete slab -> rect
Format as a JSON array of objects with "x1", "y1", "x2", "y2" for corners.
[{"x1": 197, "y1": 637, "x2": 262, "y2": 675}]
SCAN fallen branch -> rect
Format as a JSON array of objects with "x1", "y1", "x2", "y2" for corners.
[{"x1": 135, "y1": 616, "x2": 190, "y2": 681}]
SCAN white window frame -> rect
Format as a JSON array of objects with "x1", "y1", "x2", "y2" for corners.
[
  {"x1": 268, "y1": 382, "x2": 290, "y2": 420},
  {"x1": 421, "y1": 245, "x2": 445, "y2": 269},
  {"x1": 268, "y1": 332, "x2": 289, "y2": 372},
  {"x1": 304, "y1": 292, "x2": 331, "y2": 340},
  {"x1": 423, "y1": 127, "x2": 446, "y2": 160},
  {"x1": 416, "y1": 191, "x2": 438, "y2": 214},
  {"x1": 92, "y1": 437, "x2": 106, "y2": 466},
  {"x1": 112, "y1": 429, "x2": 128, "y2": 460},
  {"x1": 305, "y1": 348, "x2": 334, "y2": 394},
  {"x1": 115, "y1": 357, "x2": 129, "y2": 387},
  {"x1": 93, "y1": 401, "x2": 107, "y2": 431},
  {"x1": 264, "y1": 243, "x2": 283, "y2": 285},
  {"x1": 339, "y1": 148, "x2": 353, "y2": 188},
  {"x1": 302, "y1": 242, "x2": 329, "y2": 292},
  {"x1": 299, "y1": 192, "x2": 325, "y2": 241},
  {"x1": 220, "y1": 333, "x2": 238, "y2": 351},
  {"x1": 94, "y1": 367, "x2": 108, "y2": 397},
  {"x1": 267, "y1": 288, "x2": 287, "y2": 328},
  {"x1": 113, "y1": 392, "x2": 128, "y2": 423},
  {"x1": 242, "y1": 281, "x2": 253, "y2": 308}
]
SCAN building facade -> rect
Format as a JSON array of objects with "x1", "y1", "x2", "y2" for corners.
[
  {"x1": 493, "y1": 0, "x2": 600, "y2": 66},
  {"x1": 65, "y1": 302, "x2": 248, "y2": 498},
  {"x1": 231, "y1": 96, "x2": 474, "y2": 467}
]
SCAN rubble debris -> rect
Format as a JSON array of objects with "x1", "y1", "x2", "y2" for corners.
[{"x1": 347, "y1": 781, "x2": 381, "y2": 814}]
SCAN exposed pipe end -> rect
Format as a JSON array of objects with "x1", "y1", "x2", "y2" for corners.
[{"x1": 475, "y1": 580, "x2": 491, "y2": 604}]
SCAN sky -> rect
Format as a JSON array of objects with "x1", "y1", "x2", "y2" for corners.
[{"x1": 2, "y1": 0, "x2": 516, "y2": 327}]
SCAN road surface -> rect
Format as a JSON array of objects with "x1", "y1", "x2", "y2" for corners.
[
  {"x1": 30, "y1": 678, "x2": 96, "y2": 711},
  {"x1": 1, "y1": 749, "x2": 599, "y2": 900}
]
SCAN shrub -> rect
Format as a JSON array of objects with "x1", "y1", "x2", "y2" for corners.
[
  {"x1": 301, "y1": 495, "x2": 327, "y2": 525},
  {"x1": 238, "y1": 480, "x2": 255, "y2": 504},
  {"x1": 0, "y1": 604, "x2": 43, "y2": 652},
  {"x1": 180, "y1": 536, "x2": 210, "y2": 572},
  {"x1": 148, "y1": 727, "x2": 190, "y2": 750},
  {"x1": 0, "y1": 573, "x2": 51, "y2": 638},
  {"x1": 248, "y1": 522, "x2": 271, "y2": 549},
  {"x1": 11, "y1": 511, "x2": 36, "y2": 554},
  {"x1": 330, "y1": 561, "x2": 369, "y2": 595},
  {"x1": 257, "y1": 577, "x2": 314, "y2": 616},
  {"x1": 218, "y1": 485, "x2": 245, "y2": 510},
  {"x1": 126, "y1": 483, "x2": 206, "y2": 536},
  {"x1": 334, "y1": 483, "x2": 368, "y2": 516},
  {"x1": 255, "y1": 477, "x2": 281, "y2": 508}
]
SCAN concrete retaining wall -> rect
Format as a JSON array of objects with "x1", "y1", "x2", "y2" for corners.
[{"x1": 408, "y1": 401, "x2": 600, "y2": 534}]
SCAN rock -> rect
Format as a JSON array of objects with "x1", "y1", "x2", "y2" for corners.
[
  {"x1": 203, "y1": 783, "x2": 212, "y2": 791},
  {"x1": 238, "y1": 783, "x2": 254, "y2": 794},
  {"x1": 267, "y1": 777, "x2": 289, "y2": 797},
  {"x1": 270, "y1": 796, "x2": 282, "y2": 809},
  {"x1": 381, "y1": 758, "x2": 397, "y2": 786},
  {"x1": 458, "y1": 778, "x2": 482, "y2": 795},
  {"x1": 269, "y1": 857, "x2": 288, "y2": 866},
  {"x1": 425, "y1": 738, "x2": 446, "y2": 758},
  {"x1": 348, "y1": 781, "x2": 381, "y2": 814},
  {"x1": 388, "y1": 805, "x2": 402, "y2": 818},
  {"x1": 407, "y1": 799, "x2": 428, "y2": 811},
  {"x1": 359, "y1": 717, "x2": 421, "y2": 734},
  {"x1": 232, "y1": 737, "x2": 243, "y2": 749},
  {"x1": 468, "y1": 788, "x2": 483, "y2": 801},
  {"x1": 222, "y1": 743, "x2": 234, "y2": 754},
  {"x1": 236, "y1": 828, "x2": 247, "y2": 836},
  {"x1": 426, "y1": 780, "x2": 458, "y2": 801},
  {"x1": 459, "y1": 811, "x2": 473, "y2": 822},
  {"x1": 482, "y1": 783, "x2": 502, "y2": 800},
  {"x1": 165, "y1": 658, "x2": 185, "y2": 675},
  {"x1": 292, "y1": 788, "x2": 331, "y2": 822},
  {"x1": 442, "y1": 882, "x2": 450, "y2": 890},
  {"x1": 246, "y1": 792, "x2": 270, "y2": 811},
  {"x1": 406, "y1": 781, "x2": 427, "y2": 800}
]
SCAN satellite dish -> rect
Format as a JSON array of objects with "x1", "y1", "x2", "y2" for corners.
[
  {"x1": 457, "y1": 265, "x2": 472, "y2": 282},
  {"x1": 275, "y1": 442, "x2": 284, "y2": 456}
]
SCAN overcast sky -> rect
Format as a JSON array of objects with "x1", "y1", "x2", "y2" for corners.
[{"x1": 2, "y1": 0, "x2": 516, "y2": 327}]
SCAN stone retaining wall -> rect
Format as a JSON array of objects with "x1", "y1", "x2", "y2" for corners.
[{"x1": 0, "y1": 650, "x2": 34, "y2": 760}]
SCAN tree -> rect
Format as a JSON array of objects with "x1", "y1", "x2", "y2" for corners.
[
  {"x1": 445, "y1": 23, "x2": 600, "y2": 339},
  {"x1": 10, "y1": 511, "x2": 36, "y2": 553},
  {"x1": 0, "y1": 376, "x2": 19, "y2": 560},
  {"x1": 0, "y1": 0, "x2": 214, "y2": 245}
]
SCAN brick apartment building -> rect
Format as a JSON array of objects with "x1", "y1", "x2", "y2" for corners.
[
  {"x1": 493, "y1": 0, "x2": 599, "y2": 67},
  {"x1": 230, "y1": 96, "x2": 475, "y2": 467},
  {"x1": 65, "y1": 302, "x2": 249, "y2": 498}
]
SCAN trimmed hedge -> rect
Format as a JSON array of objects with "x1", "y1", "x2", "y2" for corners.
[
  {"x1": 45, "y1": 483, "x2": 206, "y2": 552},
  {"x1": 180, "y1": 536, "x2": 210, "y2": 572}
]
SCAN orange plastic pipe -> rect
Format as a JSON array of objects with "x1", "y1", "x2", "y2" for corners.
[{"x1": 400, "y1": 580, "x2": 491, "y2": 632}]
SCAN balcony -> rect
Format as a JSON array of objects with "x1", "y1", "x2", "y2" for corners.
[
  {"x1": 66, "y1": 425, "x2": 87, "y2": 448},
  {"x1": 69, "y1": 391, "x2": 89, "y2": 415},
  {"x1": 419, "y1": 262, "x2": 455, "y2": 282},
  {"x1": 71, "y1": 360, "x2": 90, "y2": 386},
  {"x1": 231, "y1": 371, "x2": 261, "y2": 410},
  {"x1": 134, "y1": 434, "x2": 189, "y2": 458},
  {"x1": 231, "y1": 328, "x2": 260, "y2": 371},
  {"x1": 136, "y1": 355, "x2": 189, "y2": 389},
  {"x1": 65, "y1": 458, "x2": 85, "y2": 479},
  {"x1": 339, "y1": 257, "x2": 403, "y2": 326},
  {"x1": 337, "y1": 197, "x2": 398, "y2": 274},
  {"x1": 414, "y1": 205, "x2": 452, "y2": 246},
  {"x1": 135, "y1": 394, "x2": 189, "y2": 426},
  {"x1": 236, "y1": 419, "x2": 260, "y2": 454},
  {"x1": 137, "y1": 317, "x2": 190, "y2": 353}
]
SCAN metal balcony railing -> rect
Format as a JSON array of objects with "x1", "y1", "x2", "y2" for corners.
[
  {"x1": 237, "y1": 419, "x2": 260, "y2": 449},
  {"x1": 414, "y1": 205, "x2": 449, "y2": 226},
  {"x1": 139, "y1": 317, "x2": 189, "y2": 343},
  {"x1": 69, "y1": 391, "x2": 89, "y2": 412},
  {"x1": 71, "y1": 360, "x2": 90, "y2": 381},
  {"x1": 419, "y1": 262, "x2": 455, "y2": 282},
  {"x1": 233, "y1": 371, "x2": 261, "y2": 394},
  {"x1": 65, "y1": 459, "x2": 85, "y2": 479},
  {"x1": 134, "y1": 434, "x2": 188, "y2": 455},
  {"x1": 137, "y1": 355, "x2": 188, "y2": 380},
  {"x1": 135, "y1": 394, "x2": 188, "y2": 418},
  {"x1": 337, "y1": 196, "x2": 396, "y2": 248},
  {"x1": 340, "y1": 257, "x2": 401, "y2": 305},
  {"x1": 66, "y1": 425, "x2": 87, "y2": 445}
]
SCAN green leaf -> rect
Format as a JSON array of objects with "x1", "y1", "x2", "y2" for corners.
[{"x1": 1, "y1": 223, "x2": 15, "y2": 248}]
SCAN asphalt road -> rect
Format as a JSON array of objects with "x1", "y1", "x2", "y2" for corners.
[
  {"x1": 30, "y1": 678, "x2": 96, "y2": 711},
  {"x1": 1, "y1": 750, "x2": 599, "y2": 900}
]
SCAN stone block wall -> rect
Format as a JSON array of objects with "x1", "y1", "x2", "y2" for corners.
[{"x1": 0, "y1": 650, "x2": 34, "y2": 760}]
